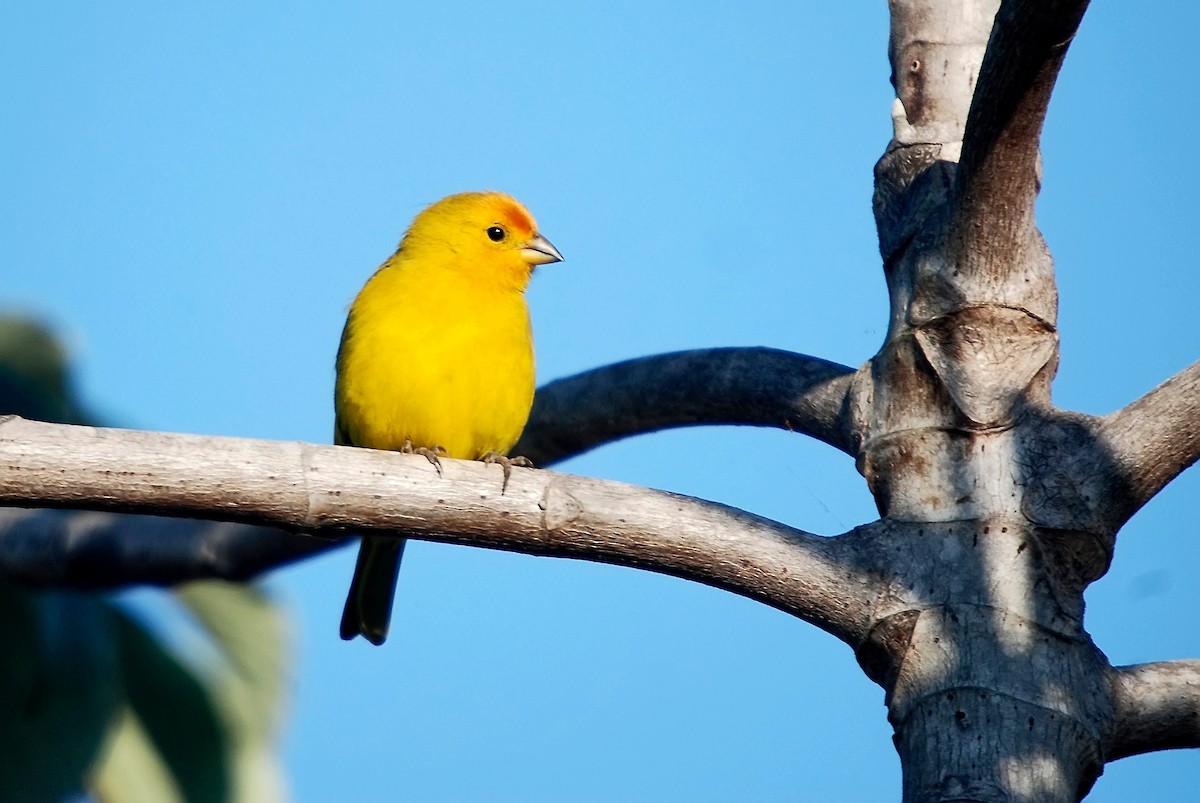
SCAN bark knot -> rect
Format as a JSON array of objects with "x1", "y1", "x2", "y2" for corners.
[
  {"x1": 538, "y1": 480, "x2": 583, "y2": 531},
  {"x1": 857, "y1": 608, "x2": 923, "y2": 690}
]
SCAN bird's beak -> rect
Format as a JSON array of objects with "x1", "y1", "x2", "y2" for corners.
[{"x1": 520, "y1": 234, "x2": 564, "y2": 265}]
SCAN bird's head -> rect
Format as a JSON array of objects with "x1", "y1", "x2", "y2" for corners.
[{"x1": 401, "y1": 191, "x2": 563, "y2": 292}]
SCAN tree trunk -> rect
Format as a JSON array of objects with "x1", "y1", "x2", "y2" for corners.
[{"x1": 868, "y1": 1, "x2": 1120, "y2": 799}]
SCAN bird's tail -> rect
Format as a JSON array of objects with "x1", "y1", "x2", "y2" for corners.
[{"x1": 340, "y1": 536, "x2": 406, "y2": 645}]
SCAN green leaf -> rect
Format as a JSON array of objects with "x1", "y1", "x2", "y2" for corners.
[
  {"x1": 90, "y1": 705, "x2": 186, "y2": 803},
  {"x1": 0, "y1": 315, "x2": 89, "y2": 425},
  {"x1": 176, "y1": 581, "x2": 289, "y2": 803},
  {"x1": 0, "y1": 583, "x2": 122, "y2": 802},
  {"x1": 110, "y1": 606, "x2": 231, "y2": 803},
  {"x1": 0, "y1": 316, "x2": 289, "y2": 802}
]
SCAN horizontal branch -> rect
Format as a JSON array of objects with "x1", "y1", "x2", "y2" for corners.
[
  {"x1": 0, "y1": 417, "x2": 876, "y2": 644},
  {"x1": 0, "y1": 507, "x2": 329, "y2": 587},
  {"x1": 514, "y1": 348, "x2": 857, "y2": 465},
  {"x1": 1098, "y1": 360, "x2": 1200, "y2": 526},
  {"x1": 0, "y1": 349, "x2": 858, "y2": 589},
  {"x1": 1106, "y1": 660, "x2": 1200, "y2": 760}
]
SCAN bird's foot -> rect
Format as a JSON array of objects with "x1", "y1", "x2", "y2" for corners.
[
  {"x1": 402, "y1": 438, "x2": 447, "y2": 477},
  {"x1": 481, "y1": 452, "x2": 534, "y2": 494}
]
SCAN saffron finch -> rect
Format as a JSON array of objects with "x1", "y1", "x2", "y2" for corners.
[{"x1": 335, "y1": 191, "x2": 562, "y2": 645}]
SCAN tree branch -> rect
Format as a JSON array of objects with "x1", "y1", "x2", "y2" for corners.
[
  {"x1": 0, "y1": 507, "x2": 329, "y2": 588},
  {"x1": 1106, "y1": 660, "x2": 1200, "y2": 760},
  {"x1": 1097, "y1": 360, "x2": 1200, "y2": 526},
  {"x1": 514, "y1": 348, "x2": 857, "y2": 465},
  {"x1": 0, "y1": 416, "x2": 876, "y2": 644},
  {"x1": 954, "y1": 0, "x2": 1090, "y2": 243},
  {"x1": 0, "y1": 347, "x2": 859, "y2": 589}
]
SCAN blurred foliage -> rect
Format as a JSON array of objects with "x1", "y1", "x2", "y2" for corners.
[
  {"x1": 0, "y1": 316, "x2": 88, "y2": 425},
  {"x1": 0, "y1": 313, "x2": 288, "y2": 802}
]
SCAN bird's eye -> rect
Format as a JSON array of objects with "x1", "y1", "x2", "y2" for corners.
[{"x1": 486, "y1": 226, "x2": 506, "y2": 242}]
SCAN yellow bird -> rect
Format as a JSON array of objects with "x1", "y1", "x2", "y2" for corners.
[{"x1": 335, "y1": 191, "x2": 562, "y2": 645}]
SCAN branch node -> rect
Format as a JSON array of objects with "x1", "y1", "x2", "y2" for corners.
[
  {"x1": 539, "y1": 480, "x2": 583, "y2": 532},
  {"x1": 856, "y1": 608, "x2": 922, "y2": 690}
]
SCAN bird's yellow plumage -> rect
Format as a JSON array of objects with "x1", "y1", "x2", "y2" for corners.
[{"x1": 335, "y1": 191, "x2": 562, "y2": 645}]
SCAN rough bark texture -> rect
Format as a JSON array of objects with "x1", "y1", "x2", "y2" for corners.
[
  {"x1": 1106, "y1": 661, "x2": 1200, "y2": 761},
  {"x1": 0, "y1": 416, "x2": 875, "y2": 644},
  {"x1": 514, "y1": 348, "x2": 857, "y2": 464},
  {"x1": 0, "y1": 1, "x2": 1197, "y2": 800},
  {"x1": 864, "y1": 0, "x2": 1197, "y2": 800},
  {"x1": 1097, "y1": 360, "x2": 1200, "y2": 526},
  {"x1": 869, "y1": 0, "x2": 1112, "y2": 799}
]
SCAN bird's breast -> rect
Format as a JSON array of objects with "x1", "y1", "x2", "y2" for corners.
[{"x1": 335, "y1": 268, "x2": 535, "y2": 460}]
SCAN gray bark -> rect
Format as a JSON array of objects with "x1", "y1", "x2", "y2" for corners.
[
  {"x1": 0, "y1": 1, "x2": 1197, "y2": 800},
  {"x1": 1097, "y1": 361, "x2": 1200, "y2": 527},
  {"x1": 514, "y1": 347, "x2": 857, "y2": 464},
  {"x1": 0, "y1": 507, "x2": 326, "y2": 587},
  {"x1": 1106, "y1": 661, "x2": 1200, "y2": 761},
  {"x1": 0, "y1": 416, "x2": 874, "y2": 644},
  {"x1": 863, "y1": 0, "x2": 1196, "y2": 799}
]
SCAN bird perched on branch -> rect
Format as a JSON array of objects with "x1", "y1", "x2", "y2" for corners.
[{"x1": 334, "y1": 191, "x2": 562, "y2": 645}]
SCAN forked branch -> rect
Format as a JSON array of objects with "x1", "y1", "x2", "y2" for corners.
[{"x1": 0, "y1": 416, "x2": 875, "y2": 643}]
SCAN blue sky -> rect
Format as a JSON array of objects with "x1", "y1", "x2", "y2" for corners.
[{"x1": 3, "y1": 2, "x2": 1197, "y2": 800}]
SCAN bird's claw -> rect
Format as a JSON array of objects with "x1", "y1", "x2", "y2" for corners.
[
  {"x1": 402, "y1": 438, "x2": 446, "y2": 477},
  {"x1": 481, "y1": 452, "x2": 535, "y2": 494}
]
